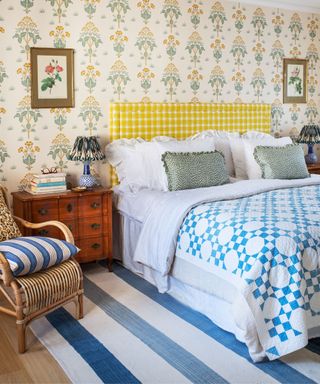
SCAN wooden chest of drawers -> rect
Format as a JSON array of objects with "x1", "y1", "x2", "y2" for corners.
[
  {"x1": 307, "y1": 162, "x2": 320, "y2": 175},
  {"x1": 12, "y1": 188, "x2": 113, "y2": 270}
]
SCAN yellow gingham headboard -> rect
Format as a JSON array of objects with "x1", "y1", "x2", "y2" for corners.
[{"x1": 109, "y1": 102, "x2": 271, "y2": 185}]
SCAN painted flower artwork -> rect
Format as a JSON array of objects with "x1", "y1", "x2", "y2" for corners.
[
  {"x1": 35, "y1": 53, "x2": 68, "y2": 101},
  {"x1": 283, "y1": 59, "x2": 307, "y2": 103},
  {"x1": 288, "y1": 65, "x2": 302, "y2": 95},
  {"x1": 41, "y1": 59, "x2": 63, "y2": 93}
]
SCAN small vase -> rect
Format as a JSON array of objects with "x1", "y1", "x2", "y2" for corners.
[
  {"x1": 79, "y1": 161, "x2": 97, "y2": 188},
  {"x1": 305, "y1": 144, "x2": 318, "y2": 164}
]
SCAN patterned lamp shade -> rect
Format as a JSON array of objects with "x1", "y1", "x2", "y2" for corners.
[
  {"x1": 68, "y1": 136, "x2": 105, "y2": 162},
  {"x1": 296, "y1": 124, "x2": 320, "y2": 144}
]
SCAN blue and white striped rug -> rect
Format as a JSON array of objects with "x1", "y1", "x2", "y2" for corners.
[{"x1": 30, "y1": 263, "x2": 320, "y2": 384}]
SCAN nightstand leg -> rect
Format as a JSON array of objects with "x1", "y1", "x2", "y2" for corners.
[{"x1": 107, "y1": 258, "x2": 113, "y2": 272}]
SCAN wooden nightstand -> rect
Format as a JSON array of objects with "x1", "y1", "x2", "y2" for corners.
[
  {"x1": 307, "y1": 163, "x2": 320, "y2": 175},
  {"x1": 12, "y1": 187, "x2": 113, "y2": 271}
]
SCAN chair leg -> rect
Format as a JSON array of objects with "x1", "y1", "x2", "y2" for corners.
[
  {"x1": 12, "y1": 281, "x2": 26, "y2": 353},
  {"x1": 17, "y1": 322, "x2": 26, "y2": 354},
  {"x1": 77, "y1": 293, "x2": 84, "y2": 320}
]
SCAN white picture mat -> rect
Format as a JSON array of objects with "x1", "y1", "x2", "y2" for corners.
[
  {"x1": 287, "y1": 63, "x2": 304, "y2": 97},
  {"x1": 37, "y1": 55, "x2": 68, "y2": 99}
]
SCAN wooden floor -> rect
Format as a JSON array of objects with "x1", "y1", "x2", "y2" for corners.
[{"x1": 0, "y1": 298, "x2": 69, "y2": 384}]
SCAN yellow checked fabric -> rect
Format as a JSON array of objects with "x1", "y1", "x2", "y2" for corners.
[{"x1": 109, "y1": 103, "x2": 271, "y2": 185}]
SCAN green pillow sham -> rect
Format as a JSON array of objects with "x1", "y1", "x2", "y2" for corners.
[
  {"x1": 162, "y1": 151, "x2": 229, "y2": 191},
  {"x1": 254, "y1": 144, "x2": 310, "y2": 179}
]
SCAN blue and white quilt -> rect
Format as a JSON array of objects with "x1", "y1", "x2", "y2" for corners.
[
  {"x1": 133, "y1": 177, "x2": 320, "y2": 361},
  {"x1": 176, "y1": 184, "x2": 320, "y2": 360}
]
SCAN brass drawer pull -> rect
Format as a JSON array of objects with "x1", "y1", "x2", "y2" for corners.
[
  {"x1": 68, "y1": 224, "x2": 73, "y2": 231},
  {"x1": 38, "y1": 208, "x2": 48, "y2": 216},
  {"x1": 39, "y1": 229, "x2": 49, "y2": 236},
  {"x1": 91, "y1": 202, "x2": 100, "y2": 209},
  {"x1": 67, "y1": 203, "x2": 73, "y2": 212},
  {"x1": 91, "y1": 243, "x2": 101, "y2": 249},
  {"x1": 91, "y1": 223, "x2": 101, "y2": 230}
]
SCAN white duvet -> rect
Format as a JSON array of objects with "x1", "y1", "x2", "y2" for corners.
[
  {"x1": 133, "y1": 176, "x2": 320, "y2": 276},
  {"x1": 129, "y1": 176, "x2": 320, "y2": 361}
]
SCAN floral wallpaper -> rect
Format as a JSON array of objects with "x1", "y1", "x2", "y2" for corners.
[{"x1": 0, "y1": 0, "x2": 319, "y2": 194}]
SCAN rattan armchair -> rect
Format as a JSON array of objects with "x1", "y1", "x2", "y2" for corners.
[{"x1": 0, "y1": 190, "x2": 84, "y2": 353}]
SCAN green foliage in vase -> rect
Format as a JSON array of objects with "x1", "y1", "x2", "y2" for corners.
[
  {"x1": 107, "y1": 0, "x2": 130, "y2": 27},
  {"x1": 20, "y1": 0, "x2": 34, "y2": 13},
  {"x1": 13, "y1": 16, "x2": 41, "y2": 58},
  {"x1": 46, "y1": 0, "x2": 73, "y2": 23}
]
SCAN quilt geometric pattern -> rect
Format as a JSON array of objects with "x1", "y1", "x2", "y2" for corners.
[{"x1": 177, "y1": 185, "x2": 320, "y2": 359}]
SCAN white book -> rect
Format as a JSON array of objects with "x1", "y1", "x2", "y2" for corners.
[
  {"x1": 33, "y1": 172, "x2": 66, "y2": 179},
  {"x1": 25, "y1": 188, "x2": 70, "y2": 195},
  {"x1": 31, "y1": 177, "x2": 66, "y2": 184}
]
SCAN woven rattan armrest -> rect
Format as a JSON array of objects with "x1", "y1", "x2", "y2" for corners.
[
  {"x1": 0, "y1": 251, "x2": 14, "y2": 286},
  {"x1": 13, "y1": 216, "x2": 74, "y2": 244}
]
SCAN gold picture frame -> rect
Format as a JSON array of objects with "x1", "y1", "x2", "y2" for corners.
[
  {"x1": 31, "y1": 47, "x2": 75, "y2": 108},
  {"x1": 283, "y1": 58, "x2": 308, "y2": 104}
]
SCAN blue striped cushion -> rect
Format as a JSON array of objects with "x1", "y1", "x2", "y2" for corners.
[{"x1": 0, "y1": 237, "x2": 79, "y2": 277}]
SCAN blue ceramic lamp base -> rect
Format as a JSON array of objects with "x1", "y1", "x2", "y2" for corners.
[
  {"x1": 79, "y1": 161, "x2": 97, "y2": 188},
  {"x1": 305, "y1": 144, "x2": 318, "y2": 165}
]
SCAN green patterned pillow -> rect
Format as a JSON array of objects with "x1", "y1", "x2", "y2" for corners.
[
  {"x1": 162, "y1": 151, "x2": 229, "y2": 191},
  {"x1": 254, "y1": 144, "x2": 310, "y2": 179}
]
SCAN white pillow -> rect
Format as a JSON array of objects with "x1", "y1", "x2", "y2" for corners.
[
  {"x1": 188, "y1": 130, "x2": 240, "y2": 176},
  {"x1": 230, "y1": 136, "x2": 293, "y2": 179},
  {"x1": 136, "y1": 138, "x2": 216, "y2": 191},
  {"x1": 151, "y1": 136, "x2": 177, "y2": 142},
  {"x1": 229, "y1": 138, "x2": 247, "y2": 179},
  {"x1": 230, "y1": 132, "x2": 275, "y2": 178},
  {"x1": 105, "y1": 138, "x2": 146, "y2": 189},
  {"x1": 242, "y1": 131, "x2": 273, "y2": 140},
  {"x1": 244, "y1": 137, "x2": 293, "y2": 179}
]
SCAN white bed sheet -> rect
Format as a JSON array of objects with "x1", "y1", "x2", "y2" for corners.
[
  {"x1": 113, "y1": 184, "x2": 238, "y2": 302},
  {"x1": 112, "y1": 178, "x2": 320, "y2": 362},
  {"x1": 112, "y1": 191, "x2": 265, "y2": 360}
]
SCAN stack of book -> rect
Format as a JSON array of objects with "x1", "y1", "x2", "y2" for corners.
[{"x1": 27, "y1": 173, "x2": 67, "y2": 194}]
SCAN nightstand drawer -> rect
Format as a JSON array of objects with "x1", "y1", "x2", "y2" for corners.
[
  {"x1": 32, "y1": 225, "x2": 61, "y2": 238},
  {"x1": 78, "y1": 216, "x2": 102, "y2": 236},
  {"x1": 79, "y1": 195, "x2": 102, "y2": 217},
  {"x1": 62, "y1": 219, "x2": 78, "y2": 239},
  {"x1": 32, "y1": 200, "x2": 58, "y2": 222},
  {"x1": 59, "y1": 198, "x2": 78, "y2": 219},
  {"x1": 76, "y1": 236, "x2": 104, "y2": 262}
]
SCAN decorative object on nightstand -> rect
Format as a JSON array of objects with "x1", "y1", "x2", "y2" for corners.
[
  {"x1": 68, "y1": 136, "x2": 105, "y2": 188},
  {"x1": 12, "y1": 187, "x2": 113, "y2": 271},
  {"x1": 296, "y1": 124, "x2": 320, "y2": 164},
  {"x1": 27, "y1": 170, "x2": 67, "y2": 194}
]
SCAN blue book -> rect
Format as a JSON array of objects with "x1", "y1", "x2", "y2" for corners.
[{"x1": 32, "y1": 181, "x2": 66, "y2": 187}]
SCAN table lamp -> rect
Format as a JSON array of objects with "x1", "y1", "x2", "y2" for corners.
[
  {"x1": 68, "y1": 136, "x2": 105, "y2": 187},
  {"x1": 296, "y1": 124, "x2": 320, "y2": 164}
]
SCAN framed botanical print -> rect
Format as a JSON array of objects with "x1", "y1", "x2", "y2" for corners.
[
  {"x1": 31, "y1": 47, "x2": 75, "y2": 108},
  {"x1": 283, "y1": 58, "x2": 308, "y2": 104}
]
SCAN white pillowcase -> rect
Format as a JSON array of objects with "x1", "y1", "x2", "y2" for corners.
[
  {"x1": 136, "y1": 138, "x2": 216, "y2": 191},
  {"x1": 106, "y1": 136, "x2": 215, "y2": 191},
  {"x1": 230, "y1": 135, "x2": 293, "y2": 179},
  {"x1": 105, "y1": 138, "x2": 146, "y2": 189},
  {"x1": 151, "y1": 136, "x2": 177, "y2": 142},
  {"x1": 241, "y1": 131, "x2": 273, "y2": 140},
  {"x1": 188, "y1": 130, "x2": 240, "y2": 176},
  {"x1": 244, "y1": 137, "x2": 292, "y2": 179}
]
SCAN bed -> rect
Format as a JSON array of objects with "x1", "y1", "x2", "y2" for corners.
[{"x1": 108, "y1": 102, "x2": 320, "y2": 362}]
